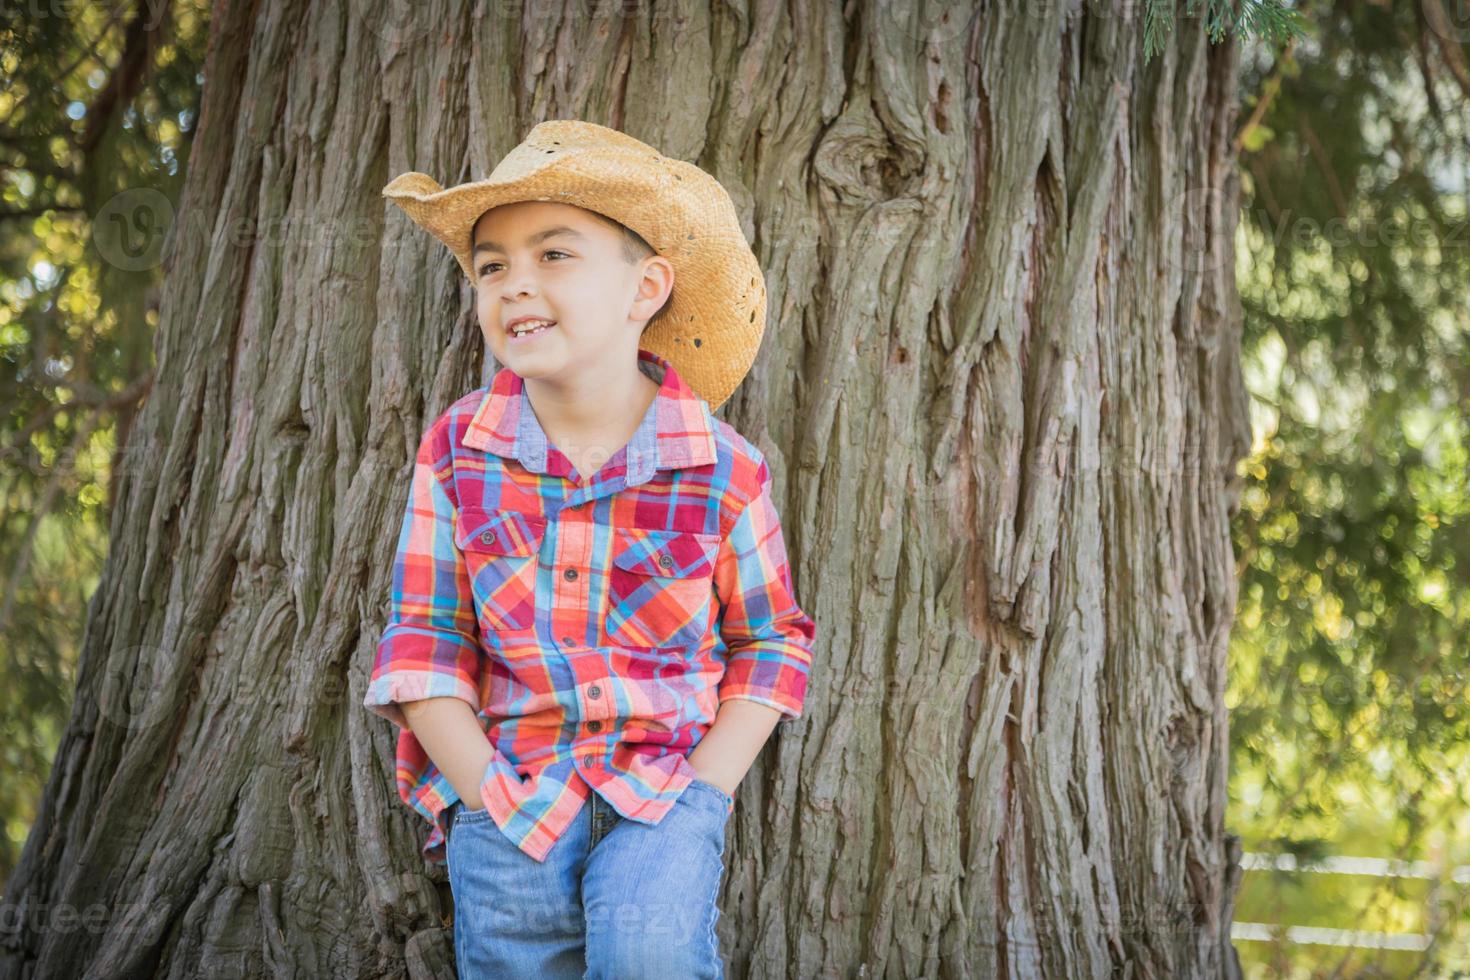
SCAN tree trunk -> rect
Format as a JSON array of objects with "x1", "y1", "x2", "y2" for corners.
[{"x1": 0, "y1": 1, "x2": 1251, "y2": 977}]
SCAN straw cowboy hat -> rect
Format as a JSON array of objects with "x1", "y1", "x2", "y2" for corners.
[{"x1": 380, "y1": 119, "x2": 768, "y2": 411}]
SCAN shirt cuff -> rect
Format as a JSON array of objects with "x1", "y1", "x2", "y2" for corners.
[
  {"x1": 716, "y1": 645, "x2": 809, "y2": 720},
  {"x1": 362, "y1": 627, "x2": 482, "y2": 728}
]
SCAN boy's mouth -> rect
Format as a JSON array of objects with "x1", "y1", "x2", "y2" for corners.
[{"x1": 505, "y1": 317, "x2": 557, "y2": 342}]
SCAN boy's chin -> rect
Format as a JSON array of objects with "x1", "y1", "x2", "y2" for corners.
[
  {"x1": 492, "y1": 338, "x2": 565, "y2": 372},
  {"x1": 488, "y1": 333, "x2": 642, "y2": 378}
]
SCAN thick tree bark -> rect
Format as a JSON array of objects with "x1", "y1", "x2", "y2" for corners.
[{"x1": 1, "y1": 1, "x2": 1250, "y2": 978}]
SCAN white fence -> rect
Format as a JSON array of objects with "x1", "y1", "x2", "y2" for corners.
[{"x1": 1229, "y1": 851, "x2": 1469, "y2": 953}]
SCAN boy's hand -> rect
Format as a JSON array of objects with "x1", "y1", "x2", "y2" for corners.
[{"x1": 687, "y1": 699, "x2": 787, "y2": 797}]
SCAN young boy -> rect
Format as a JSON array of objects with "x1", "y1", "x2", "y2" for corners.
[{"x1": 362, "y1": 120, "x2": 817, "y2": 979}]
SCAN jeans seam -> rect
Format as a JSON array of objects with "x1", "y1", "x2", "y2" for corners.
[
  {"x1": 706, "y1": 848, "x2": 725, "y2": 977},
  {"x1": 448, "y1": 802, "x2": 464, "y2": 977},
  {"x1": 589, "y1": 793, "x2": 617, "y2": 849}
]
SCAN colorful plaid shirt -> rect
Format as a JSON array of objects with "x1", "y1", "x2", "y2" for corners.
[{"x1": 362, "y1": 347, "x2": 817, "y2": 866}]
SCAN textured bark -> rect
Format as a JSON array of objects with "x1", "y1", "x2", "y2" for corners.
[{"x1": 0, "y1": 1, "x2": 1250, "y2": 978}]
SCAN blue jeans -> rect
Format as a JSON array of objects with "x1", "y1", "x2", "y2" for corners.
[{"x1": 445, "y1": 777, "x2": 733, "y2": 979}]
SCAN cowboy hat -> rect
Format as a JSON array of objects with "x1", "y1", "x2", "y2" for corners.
[{"x1": 381, "y1": 120, "x2": 767, "y2": 411}]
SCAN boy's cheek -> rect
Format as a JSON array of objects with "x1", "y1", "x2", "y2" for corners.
[{"x1": 477, "y1": 313, "x2": 506, "y2": 354}]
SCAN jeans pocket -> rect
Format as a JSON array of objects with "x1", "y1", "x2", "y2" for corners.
[
  {"x1": 457, "y1": 803, "x2": 493, "y2": 826},
  {"x1": 688, "y1": 777, "x2": 735, "y2": 821}
]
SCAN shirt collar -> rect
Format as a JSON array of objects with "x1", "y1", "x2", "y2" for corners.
[{"x1": 462, "y1": 347, "x2": 718, "y2": 483}]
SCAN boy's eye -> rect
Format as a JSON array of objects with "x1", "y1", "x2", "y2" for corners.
[{"x1": 477, "y1": 249, "x2": 570, "y2": 278}]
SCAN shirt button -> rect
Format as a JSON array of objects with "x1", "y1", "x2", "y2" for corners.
[
  {"x1": 480, "y1": 531, "x2": 495, "y2": 544},
  {"x1": 588, "y1": 685, "x2": 601, "y2": 699},
  {"x1": 658, "y1": 554, "x2": 674, "y2": 569},
  {"x1": 564, "y1": 568, "x2": 578, "y2": 581},
  {"x1": 561, "y1": 636, "x2": 575, "y2": 646},
  {"x1": 588, "y1": 720, "x2": 602, "y2": 732},
  {"x1": 583, "y1": 755, "x2": 598, "y2": 767}
]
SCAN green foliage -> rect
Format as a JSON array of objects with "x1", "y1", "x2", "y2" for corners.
[
  {"x1": 0, "y1": 0, "x2": 208, "y2": 881},
  {"x1": 1142, "y1": 0, "x2": 1308, "y2": 64},
  {"x1": 1229, "y1": 0, "x2": 1470, "y2": 972}
]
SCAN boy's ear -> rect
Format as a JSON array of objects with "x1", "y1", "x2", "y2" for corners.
[{"x1": 642, "y1": 288, "x2": 673, "y2": 333}]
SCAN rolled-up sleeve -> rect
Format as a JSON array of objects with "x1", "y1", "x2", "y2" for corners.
[
  {"x1": 363, "y1": 428, "x2": 482, "y2": 729},
  {"x1": 712, "y1": 462, "x2": 817, "y2": 721}
]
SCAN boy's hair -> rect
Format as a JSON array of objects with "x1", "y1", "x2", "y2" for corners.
[{"x1": 598, "y1": 214, "x2": 671, "y2": 333}]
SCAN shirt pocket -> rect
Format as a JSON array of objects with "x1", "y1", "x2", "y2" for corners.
[
  {"x1": 455, "y1": 506, "x2": 547, "y2": 632},
  {"x1": 603, "y1": 527, "x2": 722, "y2": 649}
]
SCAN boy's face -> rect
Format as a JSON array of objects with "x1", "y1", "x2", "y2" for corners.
[{"x1": 470, "y1": 201, "x2": 672, "y2": 383}]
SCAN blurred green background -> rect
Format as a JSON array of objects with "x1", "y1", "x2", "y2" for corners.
[{"x1": 1, "y1": 2, "x2": 1466, "y2": 975}]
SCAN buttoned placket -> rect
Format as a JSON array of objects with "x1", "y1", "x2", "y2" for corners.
[
  {"x1": 479, "y1": 364, "x2": 670, "y2": 839},
  {"x1": 540, "y1": 396, "x2": 661, "y2": 708},
  {"x1": 554, "y1": 487, "x2": 630, "y2": 775}
]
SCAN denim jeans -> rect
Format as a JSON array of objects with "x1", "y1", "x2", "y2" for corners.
[{"x1": 445, "y1": 777, "x2": 733, "y2": 979}]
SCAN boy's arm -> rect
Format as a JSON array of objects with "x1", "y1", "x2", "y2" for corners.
[
  {"x1": 686, "y1": 700, "x2": 785, "y2": 795},
  {"x1": 693, "y1": 461, "x2": 817, "y2": 793},
  {"x1": 363, "y1": 429, "x2": 493, "y2": 809},
  {"x1": 402, "y1": 698, "x2": 496, "y2": 810}
]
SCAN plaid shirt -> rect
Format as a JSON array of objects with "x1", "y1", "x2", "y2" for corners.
[{"x1": 363, "y1": 347, "x2": 816, "y2": 865}]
